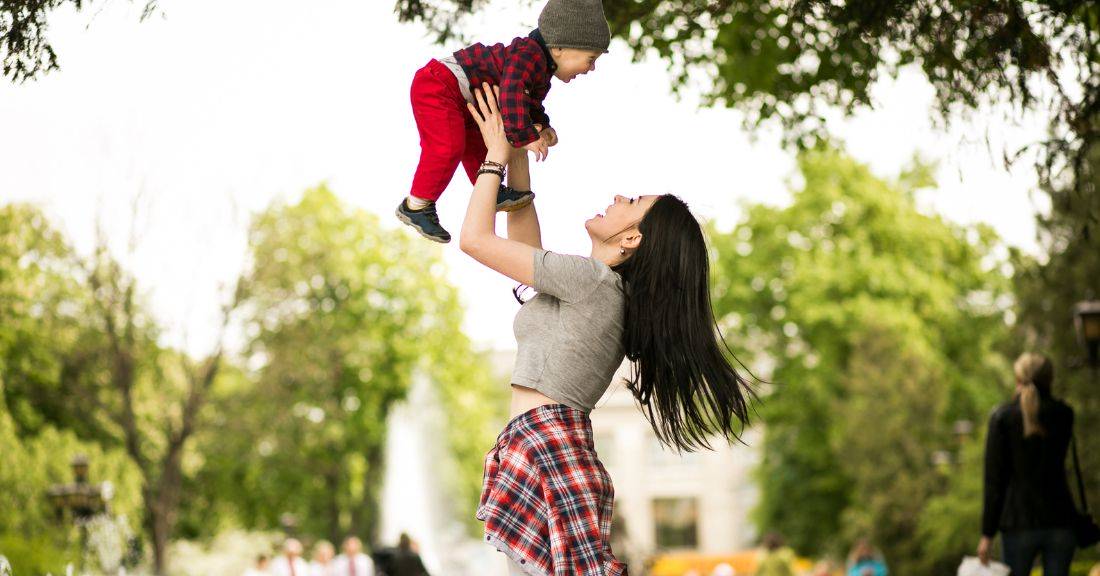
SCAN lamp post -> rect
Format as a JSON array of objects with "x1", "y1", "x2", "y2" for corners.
[
  {"x1": 47, "y1": 455, "x2": 113, "y2": 569},
  {"x1": 1074, "y1": 300, "x2": 1100, "y2": 372}
]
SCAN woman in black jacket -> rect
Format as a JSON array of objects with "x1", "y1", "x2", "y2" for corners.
[{"x1": 978, "y1": 352, "x2": 1078, "y2": 575}]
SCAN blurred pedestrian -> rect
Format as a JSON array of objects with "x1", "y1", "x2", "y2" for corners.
[
  {"x1": 385, "y1": 533, "x2": 429, "y2": 576},
  {"x1": 271, "y1": 539, "x2": 310, "y2": 576},
  {"x1": 331, "y1": 536, "x2": 375, "y2": 576},
  {"x1": 711, "y1": 563, "x2": 735, "y2": 576},
  {"x1": 243, "y1": 554, "x2": 271, "y2": 576},
  {"x1": 846, "y1": 539, "x2": 887, "y2": 576},
  {"x1": 978, "y1": 352, "x2": 1078, "y2": 576},
  {"x1": 811, "y1": 559, "x2": 838, "y2": 576},
  {"x1": 311, "y1": 540, "x2": 335, "y2": 576},
  {"x1": 757, "y1": 532, "x2": 795, "y2": 576}
]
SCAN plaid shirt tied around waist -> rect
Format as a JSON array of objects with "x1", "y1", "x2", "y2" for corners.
[
  {"x1": 477, "y1": 404, "x2": 627, "y2": 576},
  {"x1": 454, "y1": 30, "x2": 554, "y2": 147}
]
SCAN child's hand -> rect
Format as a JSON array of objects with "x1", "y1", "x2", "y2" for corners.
[
  {"x1": 540, "y1": 126, "x2": 559, "y2": 147},
  {"x1": 523, "y1": 139, "x2": 549, "y2": 162}
]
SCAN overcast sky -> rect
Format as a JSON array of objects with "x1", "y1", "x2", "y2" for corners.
[{"x1": 0, "y1": 0, "x2": 1051, "y2": 355}]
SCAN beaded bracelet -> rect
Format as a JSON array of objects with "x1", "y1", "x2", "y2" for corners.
[
  {"x1": 481, "y1": 160, "x2": 506, "y2": 171},
  {"x1": 477, "y1": 167, "x2": 504, "y2": 179}
]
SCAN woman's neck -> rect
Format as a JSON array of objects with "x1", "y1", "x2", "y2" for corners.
[{"x1": 590, "y1": 241, "x2": 620, "y2": 267}]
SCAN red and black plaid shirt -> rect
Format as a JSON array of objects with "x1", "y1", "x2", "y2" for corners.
[{"x1": 454, "y1": 30, "x2": 555, "y2": 147}]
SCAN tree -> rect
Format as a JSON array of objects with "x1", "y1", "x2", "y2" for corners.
[
  {"x1": 0, "y1": 201, "x2": 241, "y2": 574},
  {"x1": 708, "y1": 148, "x2": 1014, "y2": 571},
  {"x1": 0, "y1": 205, "x2": 145, "y2": 573},
  {"x1": 397, "y1": 0, "x2": 1098, "y2": 232},
  {"x1": 72, "y1": 245, "x2": 239, "y2": 575},
  {"x1": 1, "y1": 0, "x2": 157, "y2": 81},
  {"x1": 182, "y1": 185, "x2": 504, "y2": 543},
  {"x1": 10, "y1": 2, "x2": 1095, "y2": 226}
]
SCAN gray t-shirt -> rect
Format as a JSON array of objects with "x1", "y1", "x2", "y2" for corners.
[{"x1": 512, "y1": 249, "x2": 627, "y2": 411}]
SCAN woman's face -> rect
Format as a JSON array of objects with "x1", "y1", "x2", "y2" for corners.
[{"x1": 585, "y1": 195, "x2": 659, "y2": 243}]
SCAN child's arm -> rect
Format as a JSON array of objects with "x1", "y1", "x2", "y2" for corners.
[
  {"x1": 460, "y1": 85, "x2": 537, "y2": 287},
  {"x1": 505, "y1": 149, "x2": 542, "y2": 249},
  {"x1": 500, "y1": 43, "x2": 550, "y2": 160}
]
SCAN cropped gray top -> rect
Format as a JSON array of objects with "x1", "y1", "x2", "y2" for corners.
[{"x1": 511, "y1": 249, "x2": 627, "y2": 411}]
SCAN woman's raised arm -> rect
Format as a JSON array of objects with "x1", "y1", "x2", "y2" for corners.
[{"x1": 459, "y1": 84, "x2": 537, "y2": 287}]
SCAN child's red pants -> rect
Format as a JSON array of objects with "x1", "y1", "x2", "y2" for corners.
[{"x1": 409, "y1": 59, "x2": 488, "y2": 202}]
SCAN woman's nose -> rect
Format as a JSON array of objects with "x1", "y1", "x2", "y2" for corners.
[{"x1": 614, "y1": 195, "x2": 626, "y2": 203}]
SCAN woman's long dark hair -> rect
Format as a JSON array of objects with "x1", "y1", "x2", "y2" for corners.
[{"x1": 613, "y1": 195, "x2": 755, "y2": 451}]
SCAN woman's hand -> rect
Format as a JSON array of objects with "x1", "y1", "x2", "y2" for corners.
[
  {"x1": 467, "y1": 83, "x2": 511, "y2": 163},
  {"x1": 977, "y1": 536, "x2": 992, "y2": 565}
]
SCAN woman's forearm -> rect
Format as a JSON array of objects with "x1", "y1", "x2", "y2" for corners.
[
  {"x1": 506, "y1": 149, "x2": 531, "y2": 192},
  {"x1": 505, "y1": 152, "x2": 542, "y2": 248},
  {"x1": 507, "y1": 203, "x2": 542, "y2": 249},
  {"x1": 459, "y1": 148, "x2": 511, "y2": 250}
]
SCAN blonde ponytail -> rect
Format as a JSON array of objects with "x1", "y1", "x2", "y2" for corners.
[
  {"x1": 1013, "y1": 352, "x2": 1054, "y2": 438},
  {"x1": 1019, "y1": 382, "x2": 1043, "y2": 437}
]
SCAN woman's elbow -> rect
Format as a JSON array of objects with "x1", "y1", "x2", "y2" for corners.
[{"x1": 459, "y1": 232, "x2": 484, "y2": 256}]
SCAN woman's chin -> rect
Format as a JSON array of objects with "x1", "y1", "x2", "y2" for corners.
[{"x1": 584, "y1": 217, "x2": 607, "y2": 237}]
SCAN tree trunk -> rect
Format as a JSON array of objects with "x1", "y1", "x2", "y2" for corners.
[
  {"x1": 326, "y1": 466, "x2": 341, "y2": 545},
  {"x1": 144, "y1": 451, "x2": 185, "y2": 574},
  {"x1": 361, "y1": 441, "x2": 386, "y2": 546}
]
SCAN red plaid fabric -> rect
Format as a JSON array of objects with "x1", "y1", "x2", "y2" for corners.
[
  {"x1": 477, "y1": 404, "x2": 627, "y2": 576},
  {"x1": 454, "y1": 31, "x2": 554, "y2": 147}
]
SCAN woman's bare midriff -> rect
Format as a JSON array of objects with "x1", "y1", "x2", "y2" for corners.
[{"x1": 510, "y1": 384, "x2": 560, "y2": 418}]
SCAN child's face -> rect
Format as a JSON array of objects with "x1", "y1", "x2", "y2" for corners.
[{"x1": 550, "y1": 48, "x2": 602, "y2": 83}]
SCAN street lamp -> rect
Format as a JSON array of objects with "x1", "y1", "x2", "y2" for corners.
[
  {"x1": 47, "y1": 455, "x2": 112, "y2": 522},
  {"x1": 47, "y1": 454, "x2": 113, "y2": 570},
  {"x1": 1074, "y1": 300, "x2": 1100, "y2": 370}
]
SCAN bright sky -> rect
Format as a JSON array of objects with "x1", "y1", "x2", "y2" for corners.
[{"x1": 0, "y1": 0, "x2": 1051, "y2": 356}]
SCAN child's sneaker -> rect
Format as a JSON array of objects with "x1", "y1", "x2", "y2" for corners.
[
  {"x1": 496, "y1": 185, "x2": 535, "y2": 212},
  {"x1": 396, "y1": 199, "x2": 451, "y2": 243}
]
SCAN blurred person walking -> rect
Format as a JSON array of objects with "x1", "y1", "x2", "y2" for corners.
[
  {"x1": 271, "y1": 539, "x2": 310, "y2": 576},
  {"x1": 311, "y1": 540, "x2": 335, "y2": 576},
  {"x1": 846, "y1": 539, "x2": 887, "y2": 576},
  {"x1": 385, "y1": 533, "x2": 430, "y2": 576},
  {"x1": 331, "y1": 536, "x2": 375, "y2": 576},
  {"x1": 243, "y1": 554, "x2": 271, "y2": 576},
  {"x1": 978, "y1": 353, "x2": 1078, "y2": 576},
  {"x1": 756, "y1": 532, "x2": 796, "y2": 576}
]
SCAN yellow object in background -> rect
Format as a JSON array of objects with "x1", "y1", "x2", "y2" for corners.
[{"x1": 649, "y1": 550, "x2": 818, "y2": 576}]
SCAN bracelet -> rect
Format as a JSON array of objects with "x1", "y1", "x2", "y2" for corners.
[
  {"x1": 477, "y1": 167, "x2": 504, "y2": 179},
  {"x1": 480, "y1": 160, "x2": 506, "y2": 171}
]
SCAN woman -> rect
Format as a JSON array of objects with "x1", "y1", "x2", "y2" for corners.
[
  {"x1": 845, "y1": 539, "x2": 887, "y2": 576},
  {"x1": 459, "y1": 84, "x2": 754, "y2": 576},
  {"x1": 978, "y1": 352, "x2": 1077, "y2": 575}
]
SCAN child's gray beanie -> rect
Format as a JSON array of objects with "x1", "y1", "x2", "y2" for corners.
[{"x1": 538, "y1": 0, "x2": 611, "y2": 53}]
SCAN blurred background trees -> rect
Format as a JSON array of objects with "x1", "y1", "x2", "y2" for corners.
[{"x1": 0, "y1": 191, "x2": 503, "y2": 573}]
